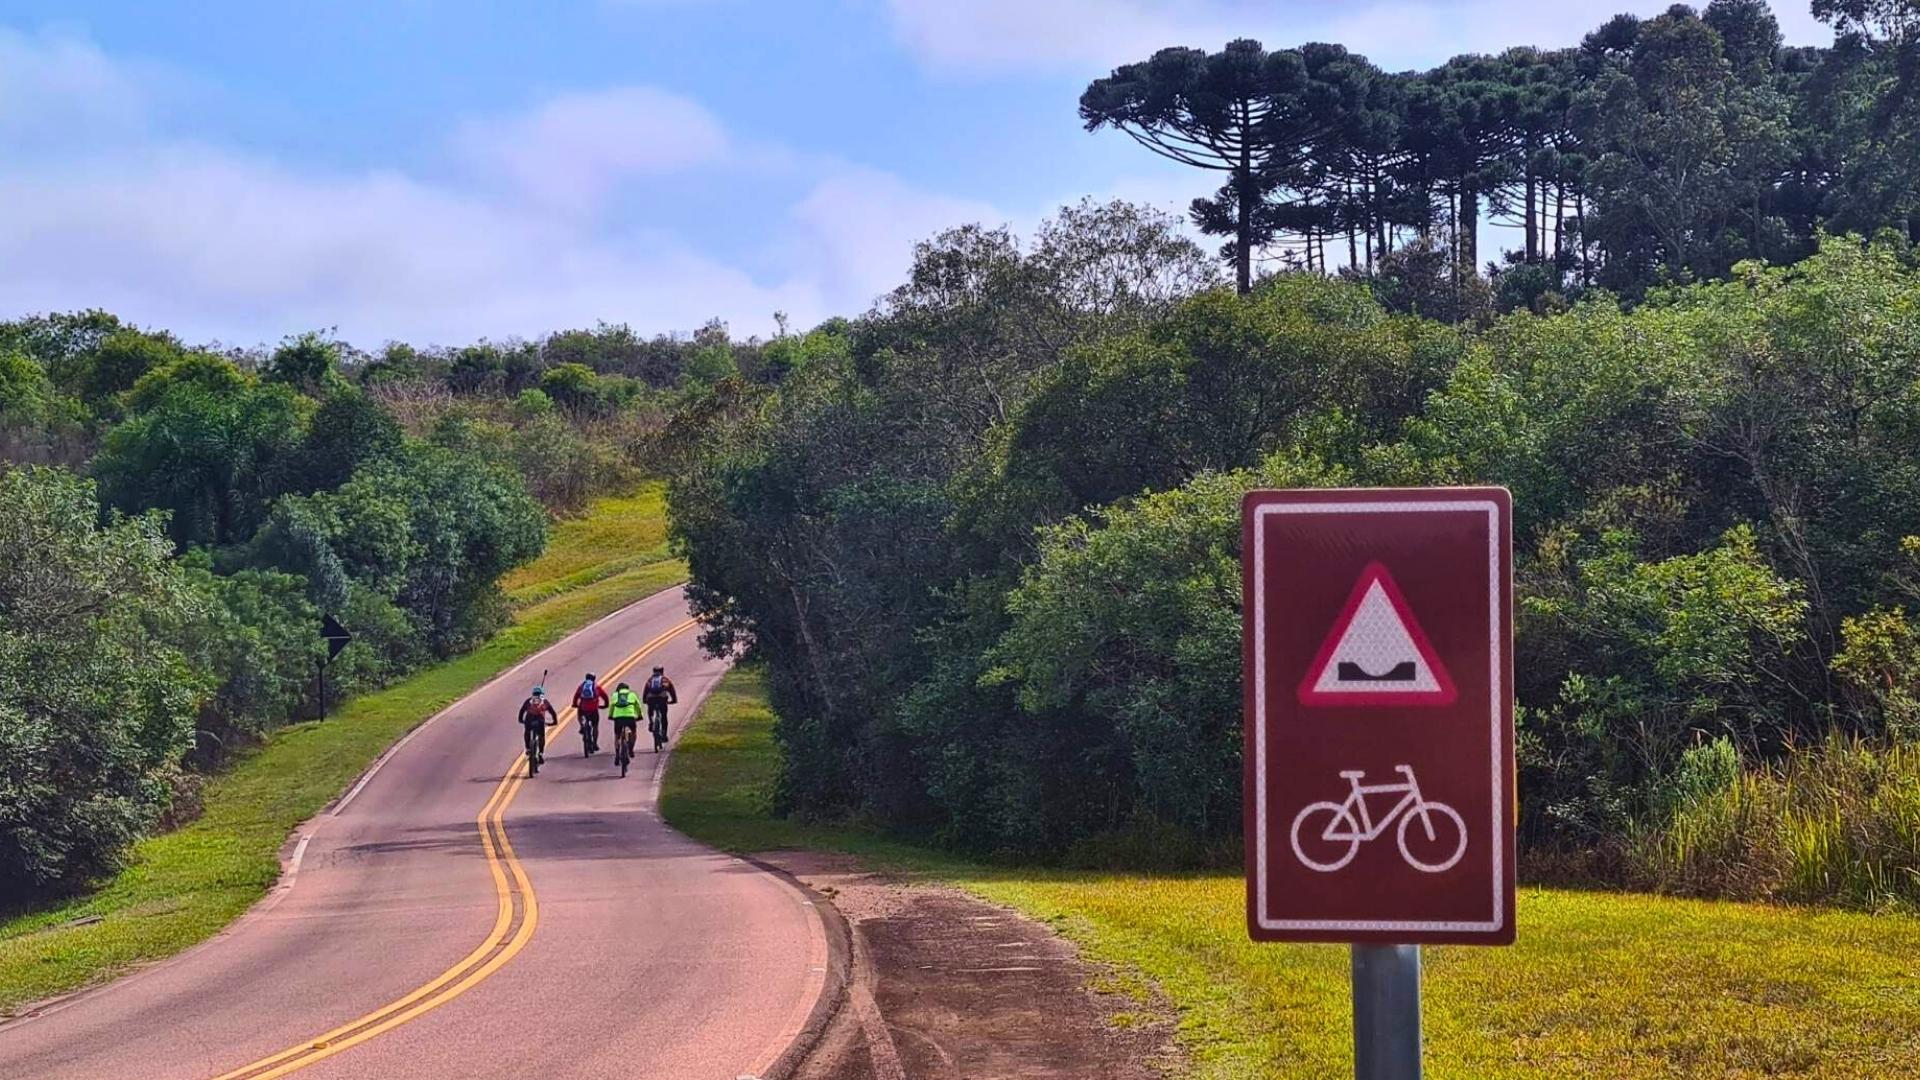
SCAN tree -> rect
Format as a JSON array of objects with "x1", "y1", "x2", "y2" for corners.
[
  {"x1": 93, "y1": 361, "x2": 310, "y2": 548},
  {"x1": 510, "y1": 413, "x2": 606, "y2": 514},
  {"x1": 992, "y1": 275, "x2": 1456, "y2": 525},
  {"x1": 0, "y1": 349, "x2": 87, "y2": 465},
  {"x1": 292, "y1": 387, "x2": 404, "y2": 493},
  {"x1": 1811, "y1": 0, "x2": 1920, "y2": 237},
  {"x1": 0, "y1": 310, "x2": 124, "y2": 377},
  {"x1": 983, "y1": 454, "x2": 1346, "y2": 851},
  {"x1": 1706, "y1": 0, "x2": 1786, "y2": 77},
  {"x1": 1404, "y1": 54, "x2": 1532, "y2": 282},
  {"x1": 66, "y1": 329, "x2": 186, "y2": 413},
  {"x1": 343, "y1": 446, "x2": 547, "y2": 655},
  {"x1": 1082, "y1": 40, "x2": 1328, "y2": 292},
  {"x1": 0, "y1": 468, "x2": 202, "y2": 895},
  {"x1": 266, "y1": 332, "x2": 344, "y2": 396},
  {"x1": 179, "y1": 560, "x2": 323, "y2": 759},
  {"x1": 680, "y1": 320, "x2": 740, "y2": 387},
  {"x1": 1579, "y1": 6, "x2": 1788, "y2": 287}
]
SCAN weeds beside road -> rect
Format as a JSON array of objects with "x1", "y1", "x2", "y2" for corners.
[
  {"x1": 0, "y1": 486, "x2": 684, "y2": 1015},
  {"x1": 663, "y1": 666, "x2": 1920, "y2": 1079}
]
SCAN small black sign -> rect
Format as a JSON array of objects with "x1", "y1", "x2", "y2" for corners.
[{"x1": 321, "y1": 613, "x2": 353, "y2": 663}]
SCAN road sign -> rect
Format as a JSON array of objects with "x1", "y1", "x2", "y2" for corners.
[
  {"x1": 321, "y1": 613, "x2": 353, "y2": 663},
  {"x1": 1243, "y1": 488, "x2": 1513, "y2": 946}
]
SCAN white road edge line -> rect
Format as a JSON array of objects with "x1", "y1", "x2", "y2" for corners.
[{"x1": 287, "y1": 833, "x2": 311, "y2": 876}]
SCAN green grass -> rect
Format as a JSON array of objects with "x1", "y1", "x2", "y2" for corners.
[
  {"x1": 502, "y1": 484, "x2": 672, "y2": 607},
  {"x1": 663, "y1": 667, "x2": 1920, "y2": 1080},
  {"x1": 0, "y1": 489, "x2": 685, "y2": 1015}
]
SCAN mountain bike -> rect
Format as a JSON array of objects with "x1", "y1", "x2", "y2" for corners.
[
  {"x1": 578, "y1": 710, "x2": 600, "y2": 757},
  {"x1": 1289, "y1": 764, "x2": 1466, "y2": 874},
  {"x1": 524, "y1": 722, "x2": 546, "y2": 778},
  {"x1": 614, "y1": 720, "x2": 636, "y2": 777},
  {"x1": 648, "y1": 702, "x2": 669, "y2": 752}
]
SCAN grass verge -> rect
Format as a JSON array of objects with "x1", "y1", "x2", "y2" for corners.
[
  {"x1": 0, "y1": 488, "x2": 685, "y2": 1015},
  {"x1": 663, "y1": 666, "x2": 1920, "y2": 1080},
  {"x1": 502, "y1": 484, "x2": 671, "y2": 607}
]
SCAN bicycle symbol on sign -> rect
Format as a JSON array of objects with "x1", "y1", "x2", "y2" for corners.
[{"x1": 1289, "y1": 764, "x2": 1467, "y2": 873}]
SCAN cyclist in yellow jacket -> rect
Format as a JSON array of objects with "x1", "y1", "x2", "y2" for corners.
[{"x1": 608, "y1": 682, "x2": 642, "y2": 776}]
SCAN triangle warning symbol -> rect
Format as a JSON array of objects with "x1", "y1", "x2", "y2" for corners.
[{"x1": 1297, "y1": 562, "x2": 1457, "y2": 707}]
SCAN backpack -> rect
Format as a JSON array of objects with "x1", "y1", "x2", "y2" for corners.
[{"x1": 646, "y1": 675, "x2": 667, "y2": 697}]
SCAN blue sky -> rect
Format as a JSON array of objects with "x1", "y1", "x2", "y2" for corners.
[{"x1": 0, "y1": 1, "x2": 1833, "y2": 348}]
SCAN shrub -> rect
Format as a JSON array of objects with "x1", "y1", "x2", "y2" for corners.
[
  {"x1": 1519, "y1": 523, "x2": 1809, "y2": 847},
  {"x1": 1629, "y1": 736, "x2": 1920, "y2": 910},
  {"x1": 1834, "y1": 601, "x2": 1920, "y2": 740},
  {"x1": 179, "y1": 561, "x2": 323, "y2": 763},
  {"x1": 510, "y1": 413, "x2": 607, "y2": 516}
]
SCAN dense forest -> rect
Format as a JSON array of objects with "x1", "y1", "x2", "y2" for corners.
[
  {"x1": 669, "y1": 0, "x2": 1920, "y2": 909},
  {"x1": 0, "y1": 311, "x2": 780, "y2": 897},
  {"x1": 1079, "y1": 0, "x2": 1920, "y2": 304}
]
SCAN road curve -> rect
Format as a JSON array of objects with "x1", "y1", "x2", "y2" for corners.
[{"x1": 0, "y1": 586, "x2": 826, "y2": 1080}]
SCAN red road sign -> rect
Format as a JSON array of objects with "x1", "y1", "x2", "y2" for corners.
[{"x1": 1243, "y1": 488, "x2": 1514, "y2": 945}]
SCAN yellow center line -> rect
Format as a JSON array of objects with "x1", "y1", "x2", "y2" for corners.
[{"x1": 211, "y1": 619, "x2": 698, "y2": 1080}]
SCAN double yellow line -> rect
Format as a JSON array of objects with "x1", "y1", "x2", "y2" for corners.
[{"x1": 214, "y1": 619, "x2": 698, "y2": 1080}]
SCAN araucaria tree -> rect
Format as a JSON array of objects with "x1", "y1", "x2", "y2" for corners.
[{"x1": 1081, "y1": 39, "x2": 1332, "y2": 293}]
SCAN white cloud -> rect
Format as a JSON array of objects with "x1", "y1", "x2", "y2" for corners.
[
  {"x1": 0, "y1": 29, "x2": 1015, "y2": 347},
  {"x1": 453, "y1": 86, "x2": 730, "y2": 213},
  {"x1": 0, "y1": 143, "x2": 824, "y2": 346},
  {"x1": 0, "y1": 25, "x2": 157, "y2": 149},
  {"x1": 787, "y1": 166, "x2": 1006, "y2": 308},
  {"x1": 884, "y1": 0, "x2": 1835, "y2": 74}
]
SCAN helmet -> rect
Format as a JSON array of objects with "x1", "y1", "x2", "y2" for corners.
[
  {"x1": 616, "y1": 682, "x2": 630, "y2": 691},
  {"x1": 652, "y1": 666, "x2": 664, "y2": 674},
  {"x1": 583, "y1": 673, "x2": 596, "y2": 681},
  {"x1": 531, "y1": 686, "x2": 545, "y2": 698}
]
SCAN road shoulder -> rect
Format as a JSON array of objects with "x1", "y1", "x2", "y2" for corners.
[{"x1": 759, "y1": 850, "x2": 1181, "y2": 1080}]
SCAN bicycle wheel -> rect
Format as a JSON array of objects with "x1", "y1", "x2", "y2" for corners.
[
  {"x1": 1397, "y1": 801, "x2": 1467, "y2": 873},
  {"x1": 1289, "y1": 801, "x2": 1362, "y2": 872}
]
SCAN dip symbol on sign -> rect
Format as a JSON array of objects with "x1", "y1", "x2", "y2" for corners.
[
  {"x1": 1298, "y1": 562, "x2": 1457, "y2": 707},
  {"x1": 1289, "y1": 765, "x2": 1467, "y2": 874}
]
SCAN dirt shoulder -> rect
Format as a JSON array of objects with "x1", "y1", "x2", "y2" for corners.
[{"x1": 756, "y1": 850, "x2": 1183, "y2": 1080}]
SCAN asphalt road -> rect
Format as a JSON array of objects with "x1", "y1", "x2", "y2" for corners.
[{"x1": 0, "y1": 586, "x2": 826, "y2": 1080}]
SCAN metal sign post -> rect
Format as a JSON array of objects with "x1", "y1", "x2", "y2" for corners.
[
  {"x1": 1242, "y1": 488, "x2": 1514, "y2": 1080},
  {"x1": 1351, "y1": 944, "x2": 1421, "y2": 1080}
]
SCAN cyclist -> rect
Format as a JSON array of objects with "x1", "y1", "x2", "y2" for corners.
[
  {"x1": 608, "y1": 681, "x2": 642, "y2": 774},
  {"x1": 572, "y1": 672, "x2": 608, "y2": 756},
  {"x1": 517, "y1": 686, "x2": 559, "y2": 774},
  {"x1": 641, "y1": 665, "x2": 678, "y2": 752}
]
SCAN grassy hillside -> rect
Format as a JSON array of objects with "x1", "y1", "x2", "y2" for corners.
[
  {"x1": 663, "y1": 667, "x2": 1920, "y2": 1080},
  {"x1": 0, "y1": 485, "x2": 685, "y2": 1014},
  {"x1": 502, "y1": 485, "x2": 673, "y2": 606}
]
